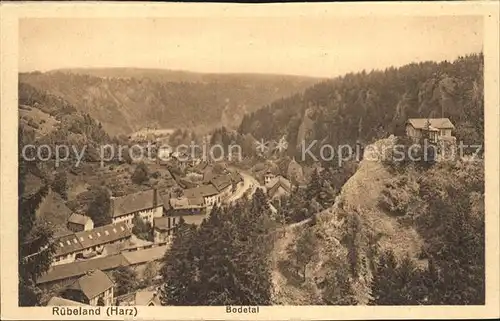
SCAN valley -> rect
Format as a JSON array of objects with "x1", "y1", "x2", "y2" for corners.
[
  {"x1": 18, "y1": 54, "x2": 485, "y2": 307},
  {"x1": 20, "y1": 69, "x2": 322, "y2": 136}
]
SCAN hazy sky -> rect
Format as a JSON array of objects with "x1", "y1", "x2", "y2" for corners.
[{"x1": 19, "y1": 16, "x2": 483, "y2": 77}]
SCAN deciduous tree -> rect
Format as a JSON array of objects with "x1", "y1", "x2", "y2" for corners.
[{"x1": 112, "y1": 266, "x2": 138, "y2": 296}]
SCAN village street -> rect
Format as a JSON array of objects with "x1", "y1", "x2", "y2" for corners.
[{"x1": 225, "y1": 171, "x2": 261, "y2": 204}]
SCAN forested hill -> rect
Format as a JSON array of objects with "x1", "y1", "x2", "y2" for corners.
[
  {"x1": 19, "y1": 69, "x2": 321, "y2": 135},
  {"x1": 18, "y1": 83, "x2": 119, "y2": 306},
  {"x1": 238, "y1": 54, "x2": 484, "y2": 157}
]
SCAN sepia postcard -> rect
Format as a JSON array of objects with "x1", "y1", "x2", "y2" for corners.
[{"x1": 1, "y1": 1, "x2": 499, "y2": 320}]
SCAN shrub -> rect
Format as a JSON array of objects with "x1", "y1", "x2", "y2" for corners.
[
  {"x1": 131, "y1": 162, "x2": 149, "y2": 185},
  {"x1": 378, "y1": 175, "x2": 419, "y2": 217}
]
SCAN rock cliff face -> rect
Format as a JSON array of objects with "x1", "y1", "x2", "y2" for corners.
[
  {"x1": 272, "y1": 136, "x2": 424, "y2": 305},
  {"x1": 238, "y1": 54, "x2": 484, "y2": 153},
  {"x1": 295, "y1": 107, "x2": 315, "y2": 149}
]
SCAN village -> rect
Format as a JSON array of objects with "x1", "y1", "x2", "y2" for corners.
[
  {"x1": 10, "y1": 11, "x2": 490, "y2": 315},
  {"x1": 33, "y1": 135, "x2": 302, "y2": 306},
  {"x1": 31, "y1": 117, "x2": 459, "y2": 307}
]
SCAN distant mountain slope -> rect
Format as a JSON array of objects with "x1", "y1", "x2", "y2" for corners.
[
  {"x1": 238, "y1": 53, "x2": 484, "y2": 160},
  {"x1": 19, "y1": 69, "x2": 322, "y2": 135}
]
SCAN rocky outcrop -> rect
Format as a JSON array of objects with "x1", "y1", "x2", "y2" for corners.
[{"x1": 272, "y1": 136, "x2": 424, "y2": 305}]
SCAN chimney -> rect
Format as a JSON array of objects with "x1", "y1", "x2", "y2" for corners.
[{"x1": 153, "y1": 188, "x2": 158, "y2": 208}]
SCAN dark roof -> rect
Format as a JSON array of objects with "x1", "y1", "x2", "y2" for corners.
[
  {"x1": 169, "y1": 196, "x2": 205, "y2": 210},
  {"x1": 66, "y1": 269, "x2": 114, "y2": 300},
  {"x1": 67, "y1": 213, "x2": 91, "y2": 226},
  {"x1": 153, "y1": 217, "x2": 169, "y2": 231},
  {"x1": 179, "y1": 178, "x2": 197, "y2": 189},
  {"x1": 54, "y1": 222, "x2": 131, "y2": 257},
  {"x1": 75, "y1": 221, "x2": 131, "y2": 249},
  {"x1": 407, "y1": 118, "x2": 455, "y2": 129},
  {"x1": 37, "y1": 253, "x2": 130, "y2": 284},
  {"x1": 184, "y1": 185, "x2": 218, "y2": 198},
  {"x1": 111, "y1": 189, "x2": 163, "y2": 218},
  {"x1": 54, "y1": 234, "x2": 84, "y2": 257},
  {"x1": 210, "y1": 175, "x2": 233, "y2": 192}
]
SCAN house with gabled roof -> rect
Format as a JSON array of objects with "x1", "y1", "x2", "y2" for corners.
[
  {"x1": 38, "y1": 244, "x2": 168, "y2": 292},
  {"x1": 61, "y1": 269, "x2": 114, "y2": 306},
  {"x1": 154, "y1": 196, "x2": 207, "y2": 241},
  {"x1": 265, "y1": 176, "x2": 292, "y2": 200},
  {"x1": 52, "y1": 221, "x2": 132, "y2": 266},
  {"x1": 67, "y1": 213, "x2": 94, "y2": 232},
  {"x1": 38, "y1": 253, "x2": 129, "y2": 289},
  {"x1": 184, "y1": 185, "x2": 219, "y2": 207},
  {"x1": 208, "y1": 174, "x2": 233, "y2": 201},
  {"x1": 405, "y1": 118, "x2": 455, "y2": 143},
  {"x1": 75, "y1": 221, "x2": 131, "y2": 253},
  {"x1": 110, "y1": 188, "x2": 163, "y2": 225}
]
